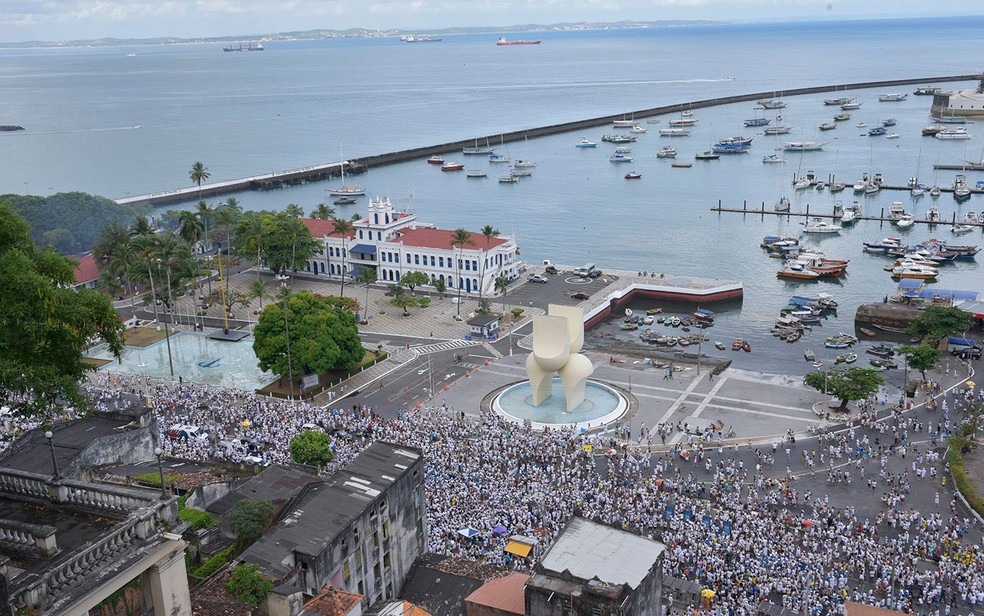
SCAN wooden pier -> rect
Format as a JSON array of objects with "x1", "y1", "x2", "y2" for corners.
[
  {"x1": 115, "y1": 72, "x2": 981, "y2": 208},
  {"x1": 710, "y1": 199, "x2": 984, "y2": 230}
]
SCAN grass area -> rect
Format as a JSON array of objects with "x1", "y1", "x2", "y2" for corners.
[
  {"x1": 257, "y1": 349, "x2": 388, "y2": 398},
  {"x1": 946, "y1": 434, "x2": 984, "y2": 519},
  {"x1": 82, "y1": 356, "x2": 112, "y2": 368},
  {"x1": 124, "y1": 326, "x2": 170, "y2": 348},
  {"x1": 134, "y1": 471, "x2": 184, "y2": 489},
  {"x1": 178, "y1": 494, "x2": 216, "y2": 531}
]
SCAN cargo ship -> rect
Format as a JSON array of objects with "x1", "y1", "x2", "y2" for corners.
[
  {"x1": 496, "y1": 37, "x2": 541, "y2": 46},
  {"x1": 403, "y1": 35, "x2": 442, "y2": 43},
  {"x1": 223, "y1": 42, "x2": 264, "y2": 52}
]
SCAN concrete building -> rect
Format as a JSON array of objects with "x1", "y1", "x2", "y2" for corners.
[
  {"x1": 931, "y1": 88, "x2": 984, "y2": 118},
  {"x1": 241, "y1": 442, "x2": 425, "y2": 606},
  {"x1": 300, "y1": 196, "x2": 521, "y2": 296},
  {"x1": 0, "y1": 407, "x2": 190, "y2": 615},
  {"x1": 525, "y1": 518, "x2": 665, "y2": 616}
]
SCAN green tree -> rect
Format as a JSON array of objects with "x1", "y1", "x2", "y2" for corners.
[
  {"x1": 804, "y1": 367, "x2": 883, "y2": 412},
  {"x1": 229, "y1": 499, "x2": 274, "y2": 549},
  {"x1": 177, "y1": 210, "x2": 204, "y2": 248},
  {"x1": 232, "y1": 212, "x2": 322, "y2": 277},
  {"x1": 400, "y1": 270, "x2": 429, "y2": 295},
  {"x1": 433, "y1": 278, "x2": 446, "y2": 300},
  {"x1": 476, "y1": 298, "x2": 492, "y2": 315},
  {"x1": 906, "y1": 305, "x2": 974, "y2": 343},
  {"x1": 225, "y1": 563, "x2": 275, "y2": 605},
  {"x1": 450, "y1": 228, "x2": 474, "y2": 317},
  {"x1": 311, "y1": 203, "x2": 335, "y2": 220},
  {"x1": 94, "y1": 221, "x2": 141, "y2": 306},
  {"x1": 357, "y1": 267, "x2": 377, "y2": 322},
  {"x1": 478, "y1": 224, "x2": 499, "y2": 302},
  {"x1": 289, "y1": 430, "x2": 334, "y2": 469},
  {"x1": 332, "y1": 217, "x2": 354, "y2": 297},
  {"x1": 897, "y1": 344, "x2": 941, "y2": 381},
  {"x1": 284, "y1": 203, "x2": 304, "y2": 218},
  {"x1": 247, "y1": 279, "x2": 272, "y2": 314},
  {"x1": 253, "y1": 290, "x2": 363, "y2": 378},
  {"x1": 129, "y1": 214, "x2": 154, "y2": 238},
  {"x1": 0, "y1": 203, "x2": 125, "y2": 417},
  {"x1": 189, "y1": 161, "x2": 210, "y2": 201}
]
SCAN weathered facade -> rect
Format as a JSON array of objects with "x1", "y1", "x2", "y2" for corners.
[{"x1": 242, "y1": 442, "x2": 425, "y2": 607}]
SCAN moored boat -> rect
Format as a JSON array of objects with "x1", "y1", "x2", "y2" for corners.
[
  {"x1": 427, "y1": 155, "x2": 445, "y2": 164},
  {"x1": 575, "y1": 137, "x2": 597, "y2": 148},
  {"x1": 441, "y1": 161, "x2": 465, "y2": 171},
  {"x1": 496, "y1": 37, "x2": 541, "y2": 46},
  {"x1": 624, "y1": 171, "x2": 642, "y2": 179}
]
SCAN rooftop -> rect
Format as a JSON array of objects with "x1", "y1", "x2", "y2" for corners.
[
  {"x1": 207, "y1": 464, "x2": 321, "y2": 517},
  {"x1": 464, "y1": 572, "x2": 529, "y2": 616},
  {"x1": 241, "y1": 442, "x2": 421, "y2": 578},
  {"x1": 400, "y1": 554, "x2": 507, "y2": 616},
  {"x1": 303, "y1": 586, "x2": 365, "y2": 616},
  {"x1": 843, "y1": 601, "x2": 909, "y2": 616},
  {"x1": 0, "y1": 417, "x2": 132, "y2": 476},
  {"x1": 303, "y1": 218, "x2": 358, "y2": 240},
  {"x1": 393, "y1": 228, "x2": 509, "y2": 252},
  {"x1": 537, "y1": 518, "x2": 665, "y2": 590},
  {"x1": 73, "y1": 253, "x2": 99, "y2": 285}
]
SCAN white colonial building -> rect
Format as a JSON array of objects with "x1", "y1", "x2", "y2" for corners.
[
  {"x1": 931, "y1": 88, "x2": 984, "y2": 118},
  {"x1": 300, "y1": 196, "x2": 521, "y2": 296}
]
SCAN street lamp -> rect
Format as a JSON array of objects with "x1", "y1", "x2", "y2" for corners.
[
  {"x1": 157, "y1": 259, "x2": 175, "y2": 379},
  {"x1": 154, "y1": 447, "x2": 167, "y2": 498},
  {"x1": 45, "y1": 431, "x2": 60, "y2": 480},
  {"x1": 280, "y1": 277, "x2": 295, "y2": 398}
]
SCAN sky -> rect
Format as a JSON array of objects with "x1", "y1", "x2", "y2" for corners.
[{"x1": 0, "y1": 0, "x2": 980, "y2": 43}]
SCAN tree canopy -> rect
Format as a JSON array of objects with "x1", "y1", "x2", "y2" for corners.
[
  {"x1": 229, "y1": 499, "x2": 274, "y2": 549},
  {"x1": 3, "y1": 192, "x2": 148, "y2": 255},
  {"x1": 804, "y1": 367, "x2": 883, "y2": 411},
  {"x1": 897, "y1": 344, "x2": 941, "y2": 381},
  {"x1": 400, "y1": 270, "x2": 429, "y2": 294},
  {"x1": 253, "y1": 290, "x2": 363, "y2": 379},
  {"x1": 225, "y1": 563, "x2": 274, "y2": 605},
  {"x1": 0, "y1": 203, "x2": 125, "y2": 417},
  {"x1": 289, "y1": 429, "x2": 334, "y2": 468},
  {"x1": 906, "y1": 305, "x2": 974, "y2": 343},
  {"x1": 230, "y1": 211, "x2": 322, "y2": 275}
]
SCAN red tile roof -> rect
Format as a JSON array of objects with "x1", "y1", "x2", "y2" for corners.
[
  {"x1": 73, "y1": 253, "x2": 99, "y2": 285},
  {"x1": 303, "y1": 218, "x2": 358, "y2": 239},
  {"x1": 843, "y1": 602, "x2": 909, "y2": 616},
  {"x1": 302, "y1": 586, "x2": 364, "y2": 616},
  {"x1": 464, "y1": 572, "x2": 529, "y2": 615},
  {"x1": 394, "y1": 228, "x2": 509, "y2": 252},
  {"x1": 189, "y1": 568, "x2": 254, "y2": 616}
]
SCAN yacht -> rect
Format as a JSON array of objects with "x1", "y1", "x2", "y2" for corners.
[
  {"x1": 895, "y1": 214, "x2": 916, "y2": 229},
  {"x1": 784, "y1": 141, "x2": 827, "y2": 151},
  {"x1": 802, "y1": 218, "x2": 842, "y2": 234},
  {"x1": 575, "y1": 137, "x2": 597, "y2": 148},
  {"x1": 656, "y1": 146, "x2": 678, "y2": 159},
  {"x1": 935, "y1": 128, "x2": 971, "y2": 140},
  {"x1": 659, "y1": 128, "x2": 692, "y2": 137}
]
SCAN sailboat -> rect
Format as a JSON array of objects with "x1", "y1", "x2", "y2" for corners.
[
  {"x1": 489, "y1": 135, "x2": 511, "y2": 164},
  {"x1": 327, "y1": 145, "x2": 365, "y2": 197},
  {"x1": 511, "y1": 136, "x2": 536, "y2": 169},
  {"x1": 910, "y1": 148, "x2": 925, "y2": 198},
  {"x1": 774, "y1": 159, "x2": 790, "y2": 212}
]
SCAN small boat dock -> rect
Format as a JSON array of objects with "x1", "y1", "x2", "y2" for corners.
[{"x1": 711, "y1": 200, "x2": 984, "y2": 228}]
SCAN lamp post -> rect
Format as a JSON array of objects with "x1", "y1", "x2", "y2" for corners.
[
  {"x1": 158, "y1": 259, "x2": 175, "y2": 379},
  {"x1": 280, "y1": 277, "x2": 295, "y2": 399},
  {"x1": 45, "y1": 430, "x2": 60, "y2": 480},
  {"x1": 154, "y1": 447, "x2": 167, "y2": 498}
]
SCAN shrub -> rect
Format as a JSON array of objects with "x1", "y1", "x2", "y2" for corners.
[
  {"x1": 225, "y1": 563, "x2": 274, "y2": 604},
  {"x1": 192, "y1": 547, "x2": 233, "y2": 579}
]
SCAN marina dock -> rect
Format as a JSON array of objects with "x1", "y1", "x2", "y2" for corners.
[
  {"x1": 114, "y1": 73, "x2": 980, "y2": 209},
  {"x1": 711, "y1": 199, "x2": 984, "y2": 229}
]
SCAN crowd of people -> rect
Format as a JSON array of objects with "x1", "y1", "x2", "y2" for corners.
[{"x1": 72, "y1": 370, "x2": 984, "y2": 614}]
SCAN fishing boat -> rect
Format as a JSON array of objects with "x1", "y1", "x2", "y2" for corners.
[
  {"x1": 672, "y1": 161, "x2": 694, "y2": 168},
  {"x1": 824, "y1": 97, "x2": 851, "y2": 106},
  {"x1": 868, "y1": 126, "x2": 887, "y2": 137},
  {"x1": 840, "y1": 100, "x2": 862, "y2": 110},
  {"x1": 764, "y1": 124, "x2": 793, "y2": 135},
  {"x1": 624, "y1": 171, "x2": 642, "y2": 180},
  {"x1": 512, "y1": 160, "x2": 536, "y2": 168},
  {"x1": 758, "y1": 98, "x2": 786, "y2": 109},
  {"x1": 914, "y1": 86, "x2": 941, "y2": 95},
  {"x1": 777, "y1": 265, "x2": 820, "y2": 280},
  {"x1": 575, "y1": 137, "x2": 597, "y2": 148},
  {"x1": 668, "y1": 118, "x2": 698, "y2": 127},
  {"x1": 602, "y1": 134, "x2": 637, "y2": 143},
  {"x1": 922, "y1": 125, "x2": 945, "y2": 136},
  {"x1": 784, "y1": 141, "x2": 827, "y2": 152},
  {"x1": 804, "y1": 349, "x2": 815, "y2": 361},
  {"x1": 835, "y1": 352, "x2": 858, "y2": 364},
  {"x1": 819, "y1": 122, "x2": 837, "y2": 131},
  {"x1": 833, "y1": 112, "x2": 851, "y2": 121},
  {"x1": 509, "y1": 168, "x2": 533, "y2": 178},
  {"x1": 498, "y1": 175, "x2": 519, "y2": 184},
  {"x1": 744, "y1": 117, "x2": 771, "y2": 127},
  {"x1": 712, "y1": 142, "x2": 751, "y2": 154},
  {"x1": 441, "y1": 161, "x2": 465, "y2": 171},
  {"x1": 427, "y1": 155, "x2": 445, "y2": 164}
]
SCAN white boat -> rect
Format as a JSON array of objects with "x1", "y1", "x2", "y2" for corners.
[
  {"x1": 953, "y1": 174, "x2": 972, "y2": 201},
  {"x1": 775, "y1": 196, "x2": 791, "y2": 212},
  {"x1": 802, "y1": 218, "x2": 842, "y2": 234},
  {"x1": 488, "y1": 152, "x2": 510, "y2": 163},
  {"x1": 840, "y1": 100, "x2": 862, "y2": 110},
  {"x1": 951, "y1": 223, "x2": 975, "y2": 235},
  {"x1": 614, "y1": 146, "x2": 632, "y2": 154},
  {"x1": 630, "y1": 125, "x2": 647, "y2": 133},
  {"x1": 668, "y1": 118, "x2": 698, "y2": 127},
  {"x1": 878, "y1": 93, "x2": 908, "y2": 102},
  {"x1": 891, "y1": 265, "x2": 939, "y2": 279},
  {"x1": 659, "y1": 128, "x2": 691, "y2": 137},
  {"x1": 576, "y1": 137, "x2": 597, "y2": 148},
  {"x1": 762, "y1": 154, "x2": 786, "y2": 164},
  {"x1": 929, "y1": 186, "x2": 942, "y2": 198},
  {"x1": 512, "y1": 159, "x2": 536, "y2": 168},
  {"x1": 895, "y1": 214, "x2": 915, "y2": 229},
  {"x1": 935, "y1": 128, "x2": 971, "y2": 140},
  {"x1": 886, "y1": 133, "x2": 900, "y2": 139},
  {"x1": 784, "y1": 141, "x2": 827, "y2": 151},
  {"x1": 327, "y1": 147, "x2": 365, "y2": 196},
  {"x1": 841, "y1": 208, "x2": 857, "y2": 225},
  {"x1": 609, "y1": 154, "x2": 633, "y2": 163},
  {"x1": 656, "y1": 146, "x2": 678, "y2": 159},
  {"x1": 613, "y1": 119, "x2": 635, "y2": 128},
  {"x1": 925, "y1": 207, "x2": 941, "y2": 222},
  {"x1": 793, "y1": 177, "x2": 812, "y2": 190},
  {"x1": 498, "y1": 175, "x2": 519, "y2": 183},
  {"x1": 888, "y1": 201, "x2": 906, "y2": 219},
  {"x1": 964, "y1": 212, "x2": 979, "y2": 224},
  {"x1": 466, "y1": 170, "x2": 487, "y2": 178}
]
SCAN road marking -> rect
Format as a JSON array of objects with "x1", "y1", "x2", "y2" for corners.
[{"x1": 691, "y1": 376, "x2": 728, "y2": 418}]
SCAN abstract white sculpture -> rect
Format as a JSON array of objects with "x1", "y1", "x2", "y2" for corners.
[{"x1": 525, "y1": 304, "x2": 594, "y2": 412}]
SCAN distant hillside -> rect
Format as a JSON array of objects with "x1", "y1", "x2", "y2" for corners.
[{"x1": 0, "y1": 20, "x2": 726, "y2": 49}]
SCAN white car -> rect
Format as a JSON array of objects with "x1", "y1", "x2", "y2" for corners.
[{"x1": 528, "y1": 274, "x2": 549, "y2": 284}]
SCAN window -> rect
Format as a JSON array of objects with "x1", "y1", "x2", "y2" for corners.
[
  {"x1": 439, "y1": 256, "x2": 444, "y2": 268},
  {"x1": 358, "y1": 230, "x2": 363, "y2": 239},
  {"x1": 382, "y1": 521, "x2": 390, "y2": 540},
  {"x1": 383, "y1": 551, "x2": 391, "y2": 569},
  {"x1": 472, "y1": 260, "x2": 478, "y2": 271},
  {"x1": 372, "y1": 531, "x2": 379, "y2": 549},
  {"x1": 414, "y1": 254, "x2": 419, "y2": 265},
  {"x1": 416, "y1": 518, "x2": 424, "y2": 537},
  {"x1": 464, "y1": 260, "x2": 470, "y2": 271},
  {"x1": 406, "y1": 253, "x2": 411, "y2": 264},
  {"x1": 377, "y1": 231, "x2": 382, "y2": 240},
  {"x1": 343, "y1": 561, "x2": 351, "y2": 581},
  {"x1": 358, "y1": 581, "x2": 364, "y2": 595},
  {"x1": 430, "y1": 256, "x2": 435, "y2": 266}
]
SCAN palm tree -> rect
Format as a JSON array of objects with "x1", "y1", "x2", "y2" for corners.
[
  {"x1": 129, "y1": 215, "x2": 154, "y2": 238},
  {"x1": 189, "y1": 162, "x2": 210, "y2": 201},
  {"x1": 236, "y1": 215, "x2": 266, "y2": 281},
  {"x1": 449, "y1": 228, "x2": 474, "y2": 317},
  {"x1": 357, "y1": 267, "x2": 377, "y2": 323},
  {"x1": 247, "y1": 279, "x2": 272, "y2": 314},
  {"x1": 177, "y1": 210, "x2": 204, "y2": 249},
  {"x1": 495, "y1": 275, "x2": 509, "y2": 314},
  {"x1": 284, "y1": 203, "x2": 304, "y2": 218},
  {"x1": 332, "y1": 217, "x2": 354, "y2": 298},
  {"x1": 196, "y1": 200, "x2": 213, "y2": 293},
  {"x1": 311, "y1": 203, "x2": 335, "y2": 220},
  {"x1": 130, "y1": 234, "x2": 161, "y2": 322},
  {"x1": 478, "y1": 225, "x2": 500, "y2": 303}
]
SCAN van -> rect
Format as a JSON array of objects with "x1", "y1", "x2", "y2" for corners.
[{"x1": 573, "y1": 263, "x2": 596, "y2": 278}]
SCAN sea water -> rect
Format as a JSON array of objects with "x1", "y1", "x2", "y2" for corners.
[{"x1": 3, "y1": 17, "x2": 983, "y2": 385}]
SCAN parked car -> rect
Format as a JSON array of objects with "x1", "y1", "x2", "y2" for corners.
[
  {"x1": 587, "y1": 269, "x2": 603, "y2": 278},
  {"x1": 545, "y1": 265, "x2": 559, "y2": 275},
  {"x1": 528, "y1": 274, "x2": 549, "y2": 284},
  {"x1": 166, "y1": 424, "x2": 208, "y2": 441},
  {"x1": 570, "y1": 292, "x2": 591, "y2": 300},
  {"x1": 243, "y1": 454, "x2": 270, "y2": 467}
]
